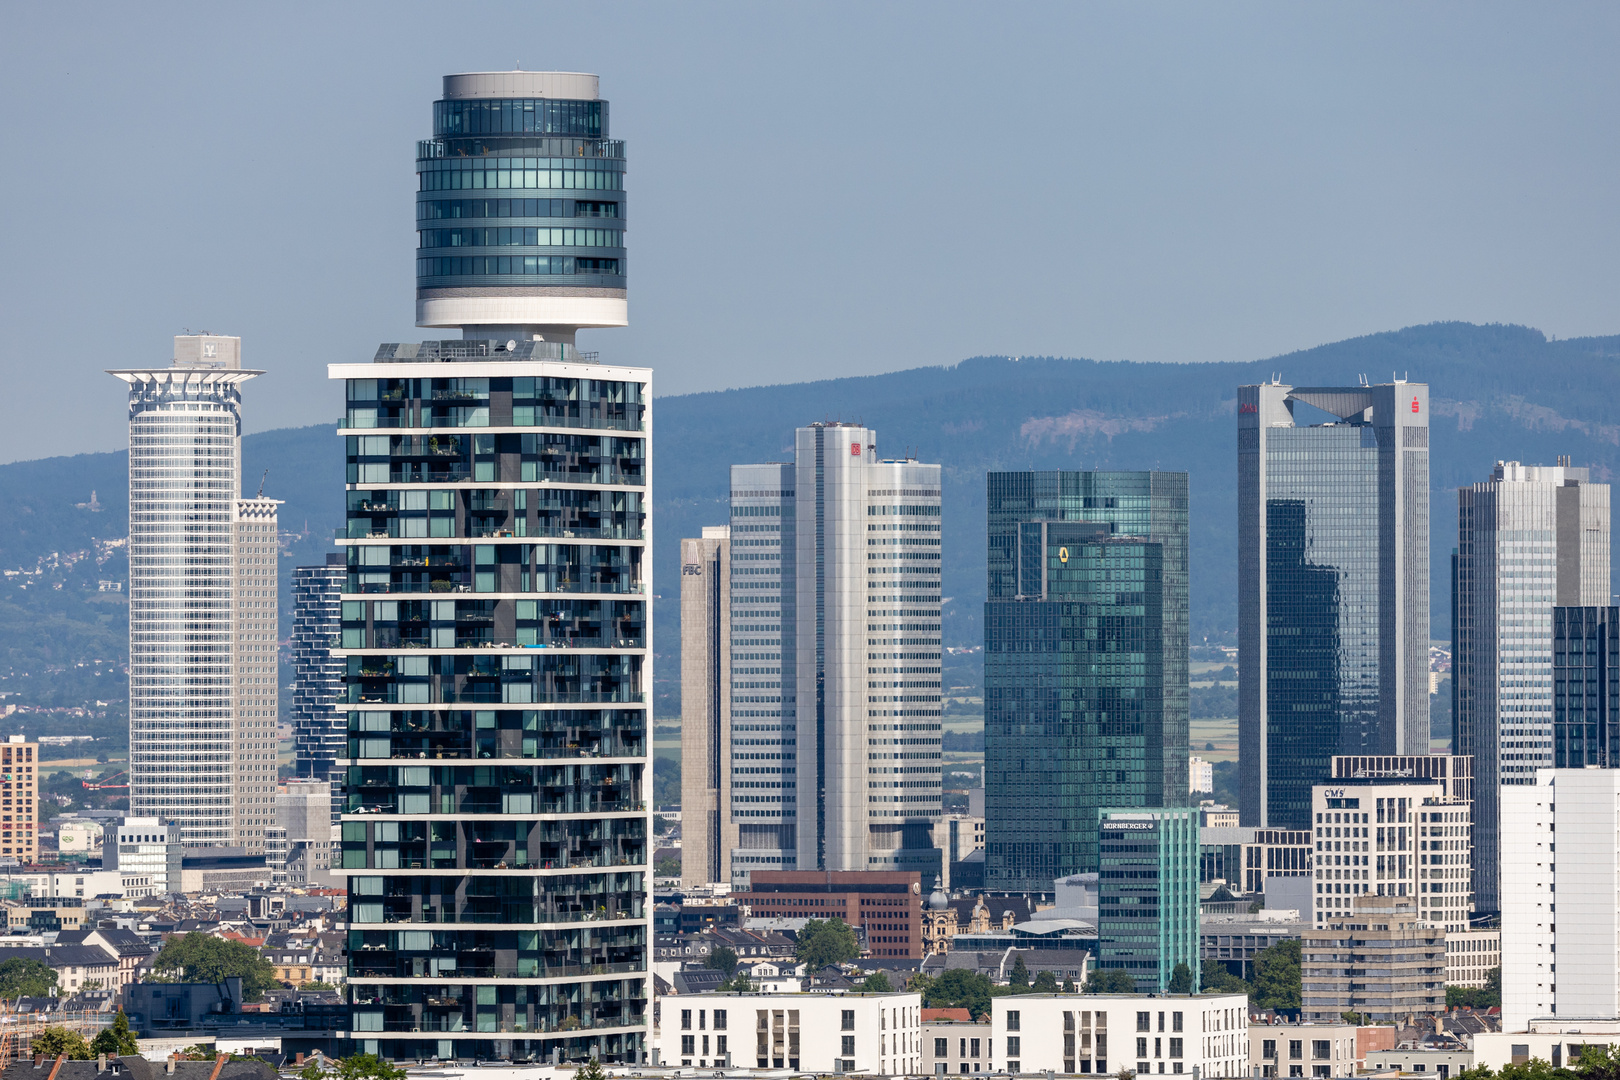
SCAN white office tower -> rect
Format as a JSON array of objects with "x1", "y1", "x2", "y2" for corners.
[
  {"x1": 1500, "y1": 769, "x2": 1620, "y2": 1030},
  {"x1": 1456, "y1": 460, "x2": 1610, "y2": 915},
  {"x1": 726, "y1": 424, "x2": 943, "y2": 884},
  {"x1": 110, "y1": 334, "x2": 275, "y2": 851}
]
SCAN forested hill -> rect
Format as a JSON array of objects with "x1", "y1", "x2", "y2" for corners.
[{"x1": 2, "y1": 321, "x2": 1617, "y2": 707}]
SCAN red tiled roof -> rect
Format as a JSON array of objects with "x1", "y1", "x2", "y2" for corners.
[{"x1": 922, "y1": 1008, "x2": 973, "y2": 1023}]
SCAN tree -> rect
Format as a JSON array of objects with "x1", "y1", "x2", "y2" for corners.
[
  {"x1": 1032, "y1": 970, "x2": 1060, "y2": 994},
  {"x1": 1573, "y1": 1043, "x2": 1620, "y2": 1080},
  {"x1": 1341, "y1": 1012, "x2": 1366, "y2": 1025},
  {"x1": 794, "y1": 918, "x2": 860, "y2": 969},
  {"x1": 1008, "y1": 955, "x2": 1030, "y2": 990},
  {"x1": 705, "y1": 948, "x2": 739, "y2": 977},
  {"x1": 655, "y1": 857, "x2": 682, "y2": 878},
  {"x1": 298, "y1": 981, "x2": 339, "y2": 993},
  {"x1": 923, "y1": 969, "x2": 995, "y2": 1019},
  {"x1": 1084, "y1": 970, "x2": 1137, "y2": 994},
  {"x1": 1448, "y1": 967, "x2": 1502, "y2": 1010},
  {"x1": 332, "y1": 1055, "x2": 408, "y2": 1080},
  {"x1": 30, "y1": 1027, "x2": 92, "y2": 1061},
  {"x1": 1251, "y1": 940, "x2": 1301, "y2": 1012},
  {"x1": 1201, "y1": 965, "x2": 1250, "y2": 995},
  {"x1": 862, "y1": 971, "x2": 893, "y2": 993},
  {"x1": 718, "y1": 971, "x2": 752, "y2": 993},
  {"x1": 89, "y1": 1009, "x2": 140, "y2": 1057},
  {"x1": 151, "y1": 933, "x2": 279, "y2": 1003},
  {"x1": 0, "y1": 957, "x2": 57, "y2": 998},
  {"x1": 1167, "y1": 962, "x2": 1194, "y2": 995},
  {"x1": 576, "y1": 1059, "x2": 607, "y2": 1080},
  {"x1": 298, "y1": 1061, "x2": 330, "y2": 1080},
  {"x1": 1062, "y1": 977, "x2": 1076, "y2": 994}
]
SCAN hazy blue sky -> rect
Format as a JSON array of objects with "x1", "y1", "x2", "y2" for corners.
[{"x1": 3, "y1": 2, "x2": 1618, "y2": 463}]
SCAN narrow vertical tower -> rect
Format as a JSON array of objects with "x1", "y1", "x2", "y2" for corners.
[
  {"x1": 110, "y1": 334, "x2": 269, "y2": 849},
  {"x1": 231, "y1": 496, "x2": 280, "y2": 853},
  {"x1": 332, "y1": 72, "x2": 649, "y2": 1065},
  {"x1": 679, "y1": 528, "x2": 731, "y2": 888},
  {"x1": 291, "y1": 554, "x2": 348, "y2": 818}
]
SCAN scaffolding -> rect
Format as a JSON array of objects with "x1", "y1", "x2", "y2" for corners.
[{"x1": 0, "y1": 1009, "x2": 115, "y2": 1069}]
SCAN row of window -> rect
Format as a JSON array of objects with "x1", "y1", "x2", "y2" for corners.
[
  {"x1": 420, "y1": 164, "x2": 622, "y2": 192},
  {"x1": 419, "y1": 227, "x2": 623, "y2": 250},
  {"x1": 416, "y1": 256, "x2": 621, "y2": 278},
  {"x1": 433, "y1": 99, "x2": 605, "y2": 138},
  {"x1": 418, "y1": 198, "x2": 618, "y2": 220}
]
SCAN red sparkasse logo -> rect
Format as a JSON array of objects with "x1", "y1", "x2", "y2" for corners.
[
  {"x1": 1238, "y1": 403, "x2": 1258, "y2": 414},
  {"x1": 1411, "y1": 397, "x2": 1421, "y2": 413},
  {"x1": 851, "y1": 443, "x2": 862, "y2": 456}
]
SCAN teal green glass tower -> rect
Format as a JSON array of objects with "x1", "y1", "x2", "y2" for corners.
[
  {"x1": 1097, "y1": 807, "x2": 1200, "y2": 992},
  {"x1": 983, "y1": 471, "x2": 1190, "y2": 893}
]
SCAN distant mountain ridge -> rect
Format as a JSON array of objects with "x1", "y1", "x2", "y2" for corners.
[{"x1": 4, "y1": 321, "x2": 1618, "y2": 705}]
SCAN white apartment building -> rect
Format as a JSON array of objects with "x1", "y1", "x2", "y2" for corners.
[
  {"x1": 988, "y1": 994, "x2": 1250, "y2": 1077},
  {"x1": 1501, "y1": 769, "x2": 1620, "y2": 1030},
  {"x1": 1311, "y1": 779, "x2": 1471, "y2": 932},
  {"x1": 923, "y1": 1017, "x2": 992, "y2": 1075},
  {"x1": 726, "y1": 424, "x2": 943, "y2": 885},
  {"x1": 110, "y1": 334, "x2": 278, "y2": 851},
  {"x1": 1447, "y1": 929, "x2": 1501, "y2": 989},
  {"x1": 1456, "y1": 460, "x2": 1610, "y2": 915},
  {"x1": 1475, "y1": 1020, "x2": 1620, "y2": 1072},
  {"x1": 658, "y1": 993, "x2": 922, "y2": 1074}
]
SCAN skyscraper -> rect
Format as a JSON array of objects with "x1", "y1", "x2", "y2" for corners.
[
  {"x1": 291, "y1": 555, "x2": 346, "y2": 811},
  {"x1": 332, "y1": 71, "x2": 648, "y2": 1065},
  {"x1": 1238, "y1": 382, "x2": 1430, "y2": 830},
  {"x1": 982, "y1": 471, "x2": 1190, "y2": 892},
  {"x1": 1455, "y1": 459, "x2": 1609, "y2": 915},
  {"x1": 110, "y1": 334, "x2": 279, "y2": 852},
  {"x1": 725, "y1": 424, "x2": 943, "y2": 884},
  {"x1": 680, "y1": 527, "x2": 731, "y2": 888}
]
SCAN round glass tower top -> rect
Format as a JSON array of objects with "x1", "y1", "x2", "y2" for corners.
[{"x1": 415, "y1": 72, "x2": 627, "y2": 343}]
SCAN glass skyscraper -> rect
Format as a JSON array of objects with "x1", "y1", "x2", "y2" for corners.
[
  {"x1": 331, "y1": 72, "x2": 649, "y2": 1065},
  {"x1": 110, "y1": 334, "x2": 280, "y2": 852},
  {"x1": 1238, "y1": 383, "x2": 1429, "y2": 830},
  {"x1": 1455, "y1": 459, "x2": 1609, "y2": 915},
  {"x1": 1096, "y1": 807, "x2": 1200, "y2": 992},
  {"x1": 983, "y1": 471, "x2": 1189, "y2": 893}
]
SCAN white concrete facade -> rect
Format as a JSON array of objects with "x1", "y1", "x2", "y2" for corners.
[
  {"x1": 1248, "y1": 1024, "x2": 1364, "y2": 1078},
  {"x1": 657, "y1": 992, "x2": 922, "y2": 1075},
  {"x1": 1456, "y1": 461, "x2": 1610, "y2": 915},
  {"x1": 1501, "y1": 769, "x2": 1620, "y2": 1030},
  {"x1": 1447, "y1": 928, "x2": 1500, "y2": 990},
  {"x1": 987, "y1": 994, "x2": 1250, "y2": 1078},
  {"x1": 1310, "y1": 779, "x2": 1471, "y2": 932}
]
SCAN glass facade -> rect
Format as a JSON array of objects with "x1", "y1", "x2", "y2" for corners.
[
  {"x1": 416, "y1": 94, "x2": 625, "y2": 301},
  {"x1": 983, "y1": 471, "x2": 1189, "y2": 892},
  {"x1": 1553, "y1": 606, "x2": 1620, "y2": 768},
  {"x1": 1096, "y1": 808, "x2": 1200, "y2": 992},
  {"x1": 335, "y1": 366, "x2": 651, "y2": 1064},
  {"x1": 1238, "y1": 384, "x2": 1430, "y2": 832},
  {"x1": 292, "y1": 559, "x2": 347, "y2": 817}
]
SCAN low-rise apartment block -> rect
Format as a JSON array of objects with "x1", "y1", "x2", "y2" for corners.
[
  {"x1": 1446, "y1": 929, "x2": 1500, "y2": 989},
  {"x1": 658, "y1": 992, "x2": 922, "y2": 1074},
  {"x1": 987, "y1": 994, "x2": 1250, "y2": 1077}
]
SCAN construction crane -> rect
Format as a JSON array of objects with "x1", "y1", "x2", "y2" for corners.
[{"x1": 81, "y1": 770, "x2": 128, "y2": 791}]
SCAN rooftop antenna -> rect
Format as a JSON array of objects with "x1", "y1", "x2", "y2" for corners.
[
  {"x1": 256, "y1": 469, "x2": 269, "y2": 498},
  {"x1": 1359, "y1": 374, "x2": 1368, "y2": 387}
]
